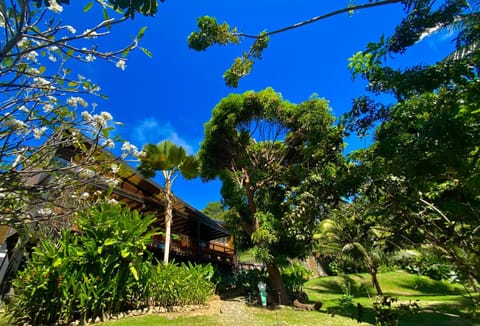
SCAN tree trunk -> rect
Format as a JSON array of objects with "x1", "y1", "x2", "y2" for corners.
[
  {"x1": 266, "y1": 262, "x2": 290, "y2": 305},
  {"x1": 370, "y1": 268, "x2": 383, "y2": 295},
  {"x1": 163, "y1": 178, "x2": 173, "y2": 264}
]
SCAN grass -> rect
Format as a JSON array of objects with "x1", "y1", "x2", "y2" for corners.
[
  {"x1": 304, "y1": 271, "x2": 480, "y2": 325},
  {"x1": 1, "y1": 271, "x2": 478, "y2": 325}
]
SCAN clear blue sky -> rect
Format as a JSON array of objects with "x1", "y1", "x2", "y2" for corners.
[{"x1": 61, "y1": 1, "x2": 454, "y2": 210}]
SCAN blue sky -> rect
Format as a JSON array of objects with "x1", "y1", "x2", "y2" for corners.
[{"x1": 61, "y1": 1, "x2": 454, "y2": 210}]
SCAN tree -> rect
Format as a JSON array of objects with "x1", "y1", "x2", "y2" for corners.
[
  {"x1": 341, "y1": 0, "x2": 480, "y2": 296},
  {"x1": 202, "y1": 201, "x2": 226, "y2": 221},
  {"x1": 138, "y1": 140, "x2": 200, "y2": 264},
  {"x1": 315, "y1": 199, "x2": 396, "y2": 295},
  {"x1": 0, "y1": 0, "x2": 159, "y2": 226},
  {"x1": 188, "y1": 0, "x2": 406, "y2": 87},
  {"x1": 199, "y1": 88, "x2": 346, "y2": 304}
]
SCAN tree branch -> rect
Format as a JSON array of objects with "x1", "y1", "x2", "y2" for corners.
[{"x1": 235, "y1": 0, "x2": 402, "y2": 39}]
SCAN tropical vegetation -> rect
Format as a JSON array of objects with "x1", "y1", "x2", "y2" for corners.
[{"x1": 6, "y1": 202, "x2": 215, "y2": 325}]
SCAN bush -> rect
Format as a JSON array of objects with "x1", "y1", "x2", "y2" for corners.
[
  {"x1": 7, "y1": 203, "x2": 216, "y2": 325},
  {"x1": 280, "y1": 262, "x2": 312, "y2": 295},
  {"x1": 146, "y1": 261, "x2": 215, "y2": 307}
]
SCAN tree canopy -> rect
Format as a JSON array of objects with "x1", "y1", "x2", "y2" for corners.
[
  {"x1": 199, "y1": 87, "x2": 347, "y2": 303},
  {"x1": 0, "y1": 0, "x2": 157, "y2": 225}
]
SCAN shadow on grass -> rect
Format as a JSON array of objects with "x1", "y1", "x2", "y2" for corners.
[
  {"x1": 394, "y1": 276, "x2": 464, "y2": 295},
  {"x1": 306, "y1": 274, "x2": 374, "y2": 298},
  {"x1": 306, "y1": 295, "x2": 479, "y2": 326}
]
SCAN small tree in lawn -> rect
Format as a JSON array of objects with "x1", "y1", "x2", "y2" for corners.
[{"x1": 138, "y1": 140, "x2": 200, "y2": 264}]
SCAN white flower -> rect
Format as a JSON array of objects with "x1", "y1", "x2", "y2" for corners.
[
  {"x1": 110, "y1": 164, "x2": 120, "y2": 174},
  {"x1": 65, "y1": 25, "x2": 76, "y2": 34},
  {"x1": 134, "y1": 150, "x2": 146, "y2": 158},
  {"x1": 4, "y1": 118, "x2": 28, "y2": 131},
  {"x1": 47, "y1": 0, "x2": 63, "y2": 13},
  {"x1": 81, "y1": 111, "x2": 93, "y2": 121},
  {"x1": 47, "y1": 96, "x2": 58, "y2": 102},
  {"x1": 67, "y1": 96, "x2": 88, "y2": 108},
  {"x1": 121, "y1": 141, "x2": 139, "y2": 158},
  {"x1": 100, "y1": 111, "x2": 113, "y2": 121},
  {"x1": 43, "y1": 103, "x2": 54, "y2": 112},
  {"x1": 37, "y1": 208, "x2": 52, "y2": 216},
  {"x1": 115, "y1": 60, "x2": 126, "y2": 71},
  {"x1": 81, "y1": 192, "x2": 90, "y2": 199},
  {"x1": 33, "y1": 126, "x2": 48, "y2": 139},
  {"x1": 25, "y1": 51, "x2": 39, "y2": 62},
  {"x1": 48, "y1": 54, "x2": 57, "y2": 62},
  {"x1": 107, "y1": 198, "x2": 118, "y2": 205},
  {"x1": 102, "y1": 138, "x2": 115, "y2": 149},
  {"x1": 27, "y1": 67, "x2": 40, "y2": 75},
  {"x1": 32, "y1": 77, "x2": 54, "y2": 90},
  {"x1": 92, "y1": 115, "x2": 108, "y2": 128},
  {"x1": 85, "y1": 53, "x2": 96, "y2": 62},
  {"x1": 19, "y1": 105, "x2": 29, "y2": 113},
  {"x1": 105, "y1": 177, "x2": 120, "y2": 188}
]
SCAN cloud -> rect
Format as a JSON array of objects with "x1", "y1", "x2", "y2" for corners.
[{"x1": 130, "y1": 117, "x2": 195, "y2": 154}]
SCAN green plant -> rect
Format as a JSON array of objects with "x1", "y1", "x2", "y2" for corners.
[
  {"x1": 146, "y1": 261, "x2": 215, "y2": 307},
  {"x1": 373, "y1": 295, "x2": 420, "y2": 326},
  {"x1": 280, "y1": 262, "x2": 312, "y2": 295},
  {"x1": 7, "y1": 203, "x2": 159, "y2": 325}
]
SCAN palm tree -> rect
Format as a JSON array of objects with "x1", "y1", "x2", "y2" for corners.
[
  {"x1": 138, "y1": 140, "x2": 200, "y2": 264},
  {"x1": 315, "y1": 203, "x2": 386, "y2": 295}
]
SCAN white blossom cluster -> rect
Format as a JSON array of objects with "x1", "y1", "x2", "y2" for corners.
[{"x1": 121, "y1": 141, "x2": 145, "y2": 158}]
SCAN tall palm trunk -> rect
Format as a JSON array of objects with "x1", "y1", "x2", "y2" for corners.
[
  {"x1": 369, "y1": 263, "x2": 383, "y2": 295},
  {"x1": 163, "y1": 173, "x2": 173, "y2": 264}
]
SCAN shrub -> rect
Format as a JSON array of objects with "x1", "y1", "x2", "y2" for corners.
[
  {"x1": 373, "y1": 295, "x2": 419, "y2": 326},
  {"x1": 280, "y1": 262, "x2": 312, "y2": 295},
  {"x1": 146, "y1": 261, "x2": 215, "y2": 307},
  {"x1": 8, "y1": 203, "x2": 217, "y2": 325}
]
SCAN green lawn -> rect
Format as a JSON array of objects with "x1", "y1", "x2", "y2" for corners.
[
  {"x1": 1, "y1": 271, "x2": 478, "y2": 325},
  {"x1": 304, "y1": 271, "x2": 479, "y2": 325}
]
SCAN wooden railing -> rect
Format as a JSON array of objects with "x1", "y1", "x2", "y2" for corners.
[{"x1": 152, "y1": 236, "x2": 235, "y2": 265}]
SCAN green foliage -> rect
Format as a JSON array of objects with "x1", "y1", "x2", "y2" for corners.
[
  {"x1": 7, "y1": 203, "x2": 216, "y2": 324},
  {"x1": 202, "y1": 201, "x2": 226, "y2": 221},
  {"x1": 200, "y1": 88, "x2": 346, "y2": 302},
  {"x1": 373, "y1": 295, "x2": 420, "y2": 326},
  {"x1": 234, "y1": 268, "x2": 269, "y2": 299},
  {"x1": 188, "y1": 16, "x2": 240, "y2": 51},
  {"x1": 138, "y1": 140, "x2": 200, "y2": 180},
  {"x1": 145, "y1": 262, "x2": 215, "y2": 307},
  {"x1": 7, "y1": 203, "x2": 159, "y2": 325},
  {"x1": 280, "y1": 262, "x2": 312, "y2": 295},
  {"x1": 36, "y1": 0, "x2": 162, "y2": 18}
]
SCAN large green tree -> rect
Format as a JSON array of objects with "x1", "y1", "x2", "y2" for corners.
[
  {"x1": 343, "y1": 0, "x2": 480, "y2": 296},
  {"x1": 138, "y1": 140, "x2": 200, "y2": 264},
  {"x1": 199, "y1": 88, "x2": 346, "y2": 304}
]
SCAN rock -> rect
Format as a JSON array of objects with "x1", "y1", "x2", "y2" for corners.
[{"x1": 293, "y1": 299, "x2": 322, "y2": 311}]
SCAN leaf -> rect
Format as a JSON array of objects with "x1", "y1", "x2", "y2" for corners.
[
  {"x1": 130, "y1": 264, "x2": 139, "y2": 281},
  {"x1": 139, "y1": 47, "x2": 152, "y2": 58},
  {"x1": 104, "y1": 238, "x2": 116, "y2": 246},
  {"x1": 137, "y1": 26, "x2": 147, "y2": 41},
  {"x1": 103, "y1": 8, "x2": 111, "y2": 30},
  {"x1": 53, "y1": 258, "x2": 62, "y2": 267},
  {"x1": 83, "y1": 2, "x2": 94, "y2": 12},
  {"x1": 121, "y1": 248, "x2": 129, "y2": 258}
]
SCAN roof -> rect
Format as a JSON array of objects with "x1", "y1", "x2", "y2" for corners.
[{"x1": 104, "y1": 157, "x2": 230, "y2": 241}]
